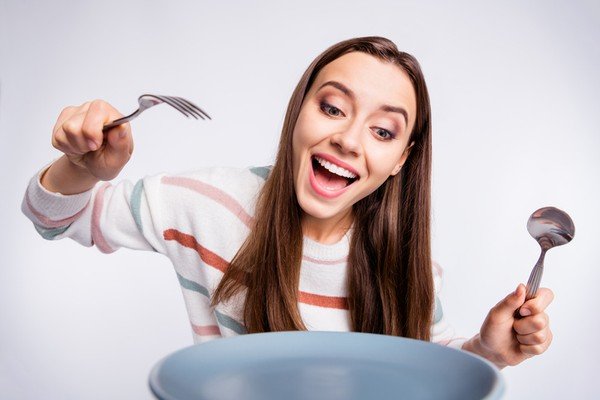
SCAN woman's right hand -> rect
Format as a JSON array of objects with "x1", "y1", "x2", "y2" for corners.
[{"x1": 52, "y1": 99, "x2": 134, "y2": 181}]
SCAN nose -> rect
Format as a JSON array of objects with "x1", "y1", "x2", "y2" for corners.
[{"x1": 330, "y1": 120, "x2": 363, "y2": 157}]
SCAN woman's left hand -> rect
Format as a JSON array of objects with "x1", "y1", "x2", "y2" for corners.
[{"x1": 462, "y1": 283, "x2": 554, "y2": 369}]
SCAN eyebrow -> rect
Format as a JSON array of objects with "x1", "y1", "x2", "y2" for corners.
[{"x1": 316, "y1": 80, "x2": 409, "y2": 124}]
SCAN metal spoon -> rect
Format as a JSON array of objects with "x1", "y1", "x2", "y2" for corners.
[{"x1": 523, "y1": 206, "x2": 575, "y2": 302}]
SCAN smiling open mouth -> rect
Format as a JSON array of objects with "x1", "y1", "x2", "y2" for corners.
[{"x1": 311, "y1": 155, "x2": 359, "y2": 191}]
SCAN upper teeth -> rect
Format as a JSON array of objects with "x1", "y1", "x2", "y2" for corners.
[{"x1": 315, "y1": 156, "x2": 358, "y2": 179}]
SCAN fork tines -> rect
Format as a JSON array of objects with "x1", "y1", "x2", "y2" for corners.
[{"x1": 153, "y1": 94, "x2": 212, "y2": 120}]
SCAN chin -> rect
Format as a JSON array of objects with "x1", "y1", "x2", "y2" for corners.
[
  {"x1": 296, "y1": 194, "x2": 325, "y2": 218},
  {"x1": 297, "y1": 194, "x2": 351, "y2": 222}
]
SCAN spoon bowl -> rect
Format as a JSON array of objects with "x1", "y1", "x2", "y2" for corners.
[
  {"x1": 527, "y1": 207, "x2": 575, "y2": 251},
  {"x1": 523, "y1": 206, "x2": 575, "y2": 303}
]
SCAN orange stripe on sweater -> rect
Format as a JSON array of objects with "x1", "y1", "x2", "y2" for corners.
[
  {"x1": 165, "y1": 228, "x2": 349, "y2": 310},
  {"x1": 298, "y1": 291, "x2": 348, "y2": 310},
  {"x1": 163, "y1": 229, "x2": 229, "y2": 272}
]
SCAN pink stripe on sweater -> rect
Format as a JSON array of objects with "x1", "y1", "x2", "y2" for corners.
[
  {"x1": 191, "y1": 323, "x2": 222, "y2": 336},
  {"x1": 435, "y1": 337, "x2": 467, "y2": 346},
  {"x1": 432, "y1": 261, "x2": 443, "y2": 278},
  {"x1": 161, "y1": 176, "x2": 254, "y2": 228},
  {"x1": 26, "y1": 193, "x2": 89, "y2": 228},
  {"x1": 302, "y1": 254, "x2": 348, "y2": 265},
  {"x1": 91, "y1": 183, "x2": 115, "y2": 254}
]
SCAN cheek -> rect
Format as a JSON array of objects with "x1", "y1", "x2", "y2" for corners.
[
  {"x1": 294, "y1": 116, "x2": 312, "y2": 144},
  {"x1": 294, "y1": 107, "x2": 330, "y2": 146},
  {"x1": 292, "y1": 126, "x2": 308, "y2": 162},
  {"x1": 292, "y1": 118, "x2": 311, "y2": 177},
  {"x1": 364, "y1": 145, "x2": 404, "y2": 179}
]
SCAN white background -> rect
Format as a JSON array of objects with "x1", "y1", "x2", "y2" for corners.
[{"x1": 1, "y1": 1, "x2": 598, "y2": 399}]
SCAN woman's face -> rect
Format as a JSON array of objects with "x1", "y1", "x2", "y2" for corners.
[{"x1": 292, "y1": 52, "x2": 417, "y2": 228}]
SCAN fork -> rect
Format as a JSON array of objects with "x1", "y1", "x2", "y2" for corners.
[{"x1": 102, "y1": 94, "x2": 211, "y2": 133}]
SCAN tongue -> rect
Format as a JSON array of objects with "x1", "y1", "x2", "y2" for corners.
[{"x1": 314, "y1": 164, "x2": 349, "y2": 191}]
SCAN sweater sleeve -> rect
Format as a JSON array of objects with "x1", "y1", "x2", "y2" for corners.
[
  {"x1": 21, "y1": 162, "x2": 168, "y2": 255},
  {"x1": 430, "y1": 260, "x2": 468, "y2": 350}
]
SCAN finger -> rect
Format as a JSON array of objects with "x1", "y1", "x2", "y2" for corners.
[
  {"x1": 516, "y1": 328, "x2": 550, "y2": 345},
  {"x1": 53, "y1": 112, "x2": 88, "y2": 155},
  {"x1": 514, "y1": 312, "x2": 549, "y2": 335},
  {"x1": 52, "y1": 102, "x2": 93, "y2": 155},
  {"x1": 52, "y1": 102, "x2": 91, "y2": 135},
  {"x1": 487, "y1": 284, "x2": 526, "y2": 324},
  {"x1": 519, "y1": 330, "x2": 553, "y2": 355},
  {"x1": 519, "y1": 287, "x2": 554, "y2": 317},
  {"x1": 65, "y1": 112, "x2": 97, "y2": 154},
  {"x1": 82, "y1": 100, "x2": 125, "y2": 151}
]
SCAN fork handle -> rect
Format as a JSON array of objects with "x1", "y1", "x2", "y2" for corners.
[{"x1": 102, "y1": 108, "x2": 143, "y2": 133}]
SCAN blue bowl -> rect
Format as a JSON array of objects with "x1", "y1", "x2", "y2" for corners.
[{"x1": 149, "y1": 331, "x2": 504, "y2": 400}]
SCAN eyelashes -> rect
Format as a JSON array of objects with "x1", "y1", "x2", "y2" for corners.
[
  {"x1": 374, "y1": 128, "x2": 394, "y2": 140},
  {"x1": 319, "y1": 102, "x2": 344, "y2": 117},
  {"x1": 318, "y1": 101, "x2": 397, "y2": 140}
]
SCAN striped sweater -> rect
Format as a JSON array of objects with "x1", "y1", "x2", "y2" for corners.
[{"x1": 22, "y1": 162, "x2": 465, "y2": 348}]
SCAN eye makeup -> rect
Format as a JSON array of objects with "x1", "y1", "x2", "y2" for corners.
[
  {"x1": 319, "y1": 101, "x2": 345, "y2": 117},
  {"x1": 314, "y1": 87, "x2": 405, "y2": 142}
]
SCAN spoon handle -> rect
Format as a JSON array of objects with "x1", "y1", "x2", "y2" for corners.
[
  {"x1": 525, "y1": 262, "x2": 544, "y2": 301},
  {"x1": 515, "y1": 250, "x2": 546, "y2": 318}
]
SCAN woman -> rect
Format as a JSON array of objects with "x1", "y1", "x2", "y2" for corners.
[{"x1": 22, "y1": 36, "x2": 553, "y2": 369}]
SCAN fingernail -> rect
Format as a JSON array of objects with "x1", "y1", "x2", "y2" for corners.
[
  {"x1": 119, "y1": 130, "x2": 127, "y2": 138},
  {"x1": 87, "y1": 140, "x2": 98, "y2": 151},
  {"x1": 520, "y1": 308, "x2": 531, "y2": 316}
]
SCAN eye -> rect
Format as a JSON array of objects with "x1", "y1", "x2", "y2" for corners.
[
  {"x1": 320, "y1": 102, "x2": 345, "y2": 117},
  {"x1": 373, "y1": 127, "x2": 396, "y2": 140}
]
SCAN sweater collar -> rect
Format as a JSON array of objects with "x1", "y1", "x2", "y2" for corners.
[{"x1": 302, "y1": 229, "x2": 351, "y2": 262}]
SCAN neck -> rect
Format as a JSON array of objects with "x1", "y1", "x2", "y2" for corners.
[{"x1": 301, "y1": 209, "x2": 353, "y2": 244}]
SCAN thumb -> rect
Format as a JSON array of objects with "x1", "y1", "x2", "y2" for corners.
[
  {"x1": 106, "y1": 125, "x2": 131, "y2": 149},
  {"x1": 490, "y1": 284, "x2": 526, "y2": 320},
  {"x1": 84, "y1": 126, "x2": 133, "y2": 181},
  {"x1": 103, "y1": 126, "x2": 133, "y2": 164}
]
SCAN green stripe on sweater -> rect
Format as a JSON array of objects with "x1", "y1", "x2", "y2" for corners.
[
  {"x1": 130, "y1": 179, "x2": 159, "y2": 252},
  {"x1": 34, "y1": 224, "x2": 69, "y2": 240},
  {"x1": 250, "y1": 166, "x2": 271, "y2": 181},
  {"x1": 177, "y1": 272, "x2": 210, "y2": 297},
  {"x1": 215, "y1": 311, "x2": 247, "y2": 335},
  {"x1": 131, "y1": 179, "x2": 144, "y2": 234},
  {"x1": 176, "y1": 272, "x2": 247, "y2": 334},
  {"x1": 434, "y1": 295, "x2": 443, "y2": 324}
]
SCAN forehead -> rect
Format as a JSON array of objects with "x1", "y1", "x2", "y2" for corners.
[{"x1": 311, "y1": 52, "x2": 416, "y2": 116}]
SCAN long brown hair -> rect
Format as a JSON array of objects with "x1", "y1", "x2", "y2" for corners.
[{"x1": 211, "y1": 36, "x2": 433, "y2": 340}]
